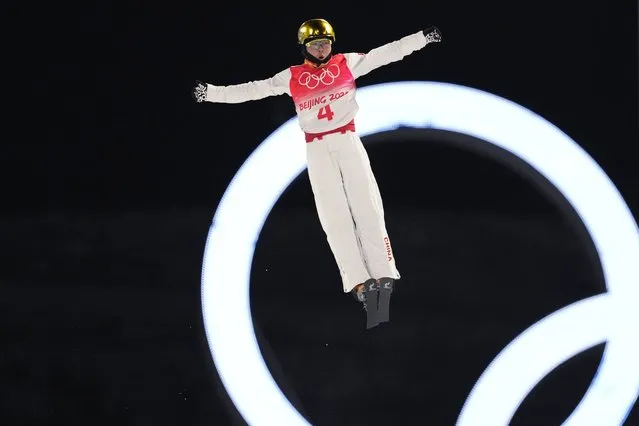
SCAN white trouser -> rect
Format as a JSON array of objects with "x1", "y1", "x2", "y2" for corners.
[{"x1": 306, "y1": 131, "x2": 400, "y2": 293}]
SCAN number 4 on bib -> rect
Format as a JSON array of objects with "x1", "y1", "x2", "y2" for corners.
[{"x1": 317, "y1": 105, "x2": 334, "y2": 121}]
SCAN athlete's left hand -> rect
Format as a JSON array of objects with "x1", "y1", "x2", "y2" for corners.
[{"x1": 423, "y1": 26, "x2": 443, "y2": 44}]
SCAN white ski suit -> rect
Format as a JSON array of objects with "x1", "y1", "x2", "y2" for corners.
[{"x1": 203, "y1": 30, "x2": 429, "y2": 292}]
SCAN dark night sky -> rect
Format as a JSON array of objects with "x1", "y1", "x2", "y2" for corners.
[{"x1": 5, "y1": 0, "x2": 638, "y2": 216}]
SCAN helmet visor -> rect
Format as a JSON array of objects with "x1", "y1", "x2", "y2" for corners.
[{"x1": 305, "y1": 39, "x2": 332, "y2": 53}]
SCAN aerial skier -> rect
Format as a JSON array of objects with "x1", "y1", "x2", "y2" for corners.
[{"x1": 192, "y1": 18, "x2": 443, "y2": 329}]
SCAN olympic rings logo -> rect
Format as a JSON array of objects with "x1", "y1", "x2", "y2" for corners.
[
  {"x1": 201, "y1": 82, "x2": 639, "y2": 426},
  {"x1": 298, "y1": 64, "x2": 340, "y2": 89}
]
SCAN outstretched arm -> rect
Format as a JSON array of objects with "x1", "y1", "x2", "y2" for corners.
[
  {"x1": 346, "y1": 26, "x2": 442, "y2": 79},
  {"x1": 192, "y1": 68, "x2": 292, "y2": 104}
]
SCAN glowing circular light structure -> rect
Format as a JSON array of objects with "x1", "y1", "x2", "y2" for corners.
[{"x1": 201, "y1": 81, "x2": 639, "y2": 426}]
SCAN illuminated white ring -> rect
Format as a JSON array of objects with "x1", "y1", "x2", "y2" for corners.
[{"x1": 201, "y1": 81, "x2": 639, "y2": 426}]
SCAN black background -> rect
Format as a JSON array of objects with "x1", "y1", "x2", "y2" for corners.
[{"x1": 3, "y1": 1, "x2": 639, "y2": 425}]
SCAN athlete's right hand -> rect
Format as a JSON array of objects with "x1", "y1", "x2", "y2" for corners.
[{"x1": 191, "y1": 80, "x2": 207, "y2": 103}]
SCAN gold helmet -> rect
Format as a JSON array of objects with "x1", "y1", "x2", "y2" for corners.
[{"x1": 297, "y1": 18, "x2": 335, "y2": 45}]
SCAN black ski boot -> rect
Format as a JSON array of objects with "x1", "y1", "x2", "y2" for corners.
[
  {"x1": 377, "y1": 277, "x2": 394, "y2": 324},
  {"x1": 351, "y1": 278, "x2": 380, "y2": 329}
]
